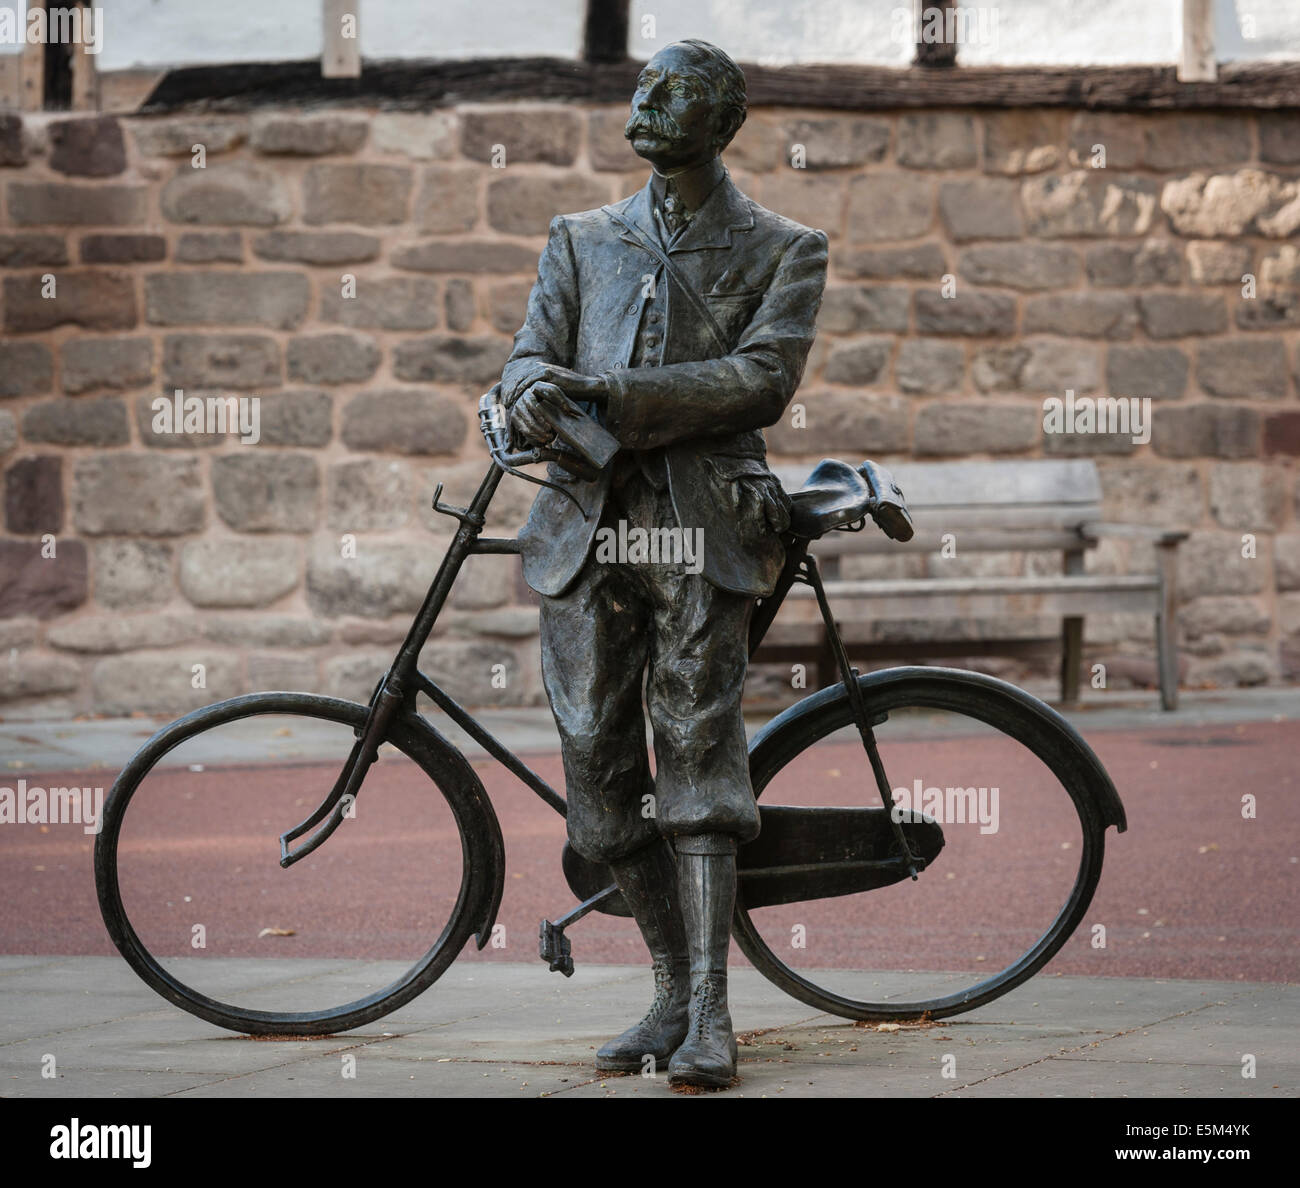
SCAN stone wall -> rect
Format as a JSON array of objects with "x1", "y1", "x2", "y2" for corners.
[{"x1": 1, "y1": 101, "x2": 1298, "y2": 717}]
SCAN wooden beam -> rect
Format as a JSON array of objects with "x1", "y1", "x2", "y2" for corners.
[
  {"x1": 1154, "y1": 540, "x2": 1181, "y2": 710},
  {"x1": 913, "y1": 1, "x2": 958, "y2": 68},
  {"x1": 19, "y1": 35, "x2": 45, "y2": 111},
  {"x1": 1180, "y1": 0, "x2": 1216, "y2": 83},
  {"x1": 138, "y1": 56, "x2": 1300, "y2": 114},
  {"x1": 322, "y1": 0, "x2": 361, "y2": 79},
  {"x1": 584, "y1": 0, "x2": 630, "y2": 63},
  {"x1": 71, "y1": 38, "x2": 97, "y2": 110},
  {"x1": 0, "y1": 53, "x2": 21, "y2": 112}
]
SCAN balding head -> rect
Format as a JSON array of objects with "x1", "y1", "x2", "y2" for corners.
[{"x1": 625, "y1": 40, "x2": 748, "y2": 170}]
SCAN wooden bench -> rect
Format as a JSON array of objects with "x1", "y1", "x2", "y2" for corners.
[{"x1": 760, "y1": 459, "x2": 1187, "y2": 710}]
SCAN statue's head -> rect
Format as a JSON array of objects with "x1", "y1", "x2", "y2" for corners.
[{"x1": 624, "y1": 39, "x2": 747, "y2": 172}]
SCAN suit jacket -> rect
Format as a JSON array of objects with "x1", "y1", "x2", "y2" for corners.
[{"x1": 500, "y1": 169, "x2": 829, "y2": 599}]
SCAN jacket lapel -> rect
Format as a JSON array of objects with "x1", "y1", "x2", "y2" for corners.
[
  {"x1": 608, "y1": 182, "x2": 660, "y2": 250},
  {"x1": 667, "y1": 173, "x2": 755, "y2": 253}
]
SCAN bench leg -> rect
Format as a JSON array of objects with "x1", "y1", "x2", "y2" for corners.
[
  {"x1": 1059, "y1": 546, "x2": 1086, "y2": 706},
  {"x1": 1060, "y1": 616, "x2": 1083, "y2": 705},
  {"x1": 1155, "y1": 540, "x2": 1180, "y2": 711}
]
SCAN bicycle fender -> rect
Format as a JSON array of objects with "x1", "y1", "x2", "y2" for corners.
[
  {"x1": 749, "y1": 665, "x2": 1127, "y2": 834},
  {"x1": 394, "y1": 712, "x2": 507, "y2": 950}
]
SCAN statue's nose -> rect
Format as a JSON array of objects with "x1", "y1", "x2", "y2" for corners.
[{"x1": 638, "y1": 79, "x2": 667, "y2": 109}]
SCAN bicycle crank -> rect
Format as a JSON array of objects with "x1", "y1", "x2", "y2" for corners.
[{"x1": 539, "y1": 884, "x2": 622, "y2": 976}]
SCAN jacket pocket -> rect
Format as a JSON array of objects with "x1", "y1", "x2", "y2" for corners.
[
  {"x1": 705, "y1": 288, "x2": 765, "y2": 301},
  {"x1": 704, "y1": 455, "x2": 771, "y2": 482},
  {"x1": 704, "y1": 456, "x2": 792, "y2": 535}
]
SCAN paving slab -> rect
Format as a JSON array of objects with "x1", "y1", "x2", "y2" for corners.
[{"x1": 0, "y1": 958, "x2": 1292, "y2": 1099}]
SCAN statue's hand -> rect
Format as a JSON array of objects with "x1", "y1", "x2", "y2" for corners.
[
  {"x1": 528, "y1": 364, "x2": 608, "y2": 406},
  {"x1": 509, "y1": 386, "x2": 556, "y2": 447}
]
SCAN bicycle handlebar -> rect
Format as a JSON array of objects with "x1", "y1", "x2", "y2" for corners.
[{"x1": 477, "y1": 386, "x2": 604, "y2": 483}]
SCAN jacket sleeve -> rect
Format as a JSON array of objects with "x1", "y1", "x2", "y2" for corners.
[
  {"x1": 499, "y1": 215, "x2": 580, "y2": 408},
  {"x1": 599, "y1": 227, "x2": 828, "y2": 449}
]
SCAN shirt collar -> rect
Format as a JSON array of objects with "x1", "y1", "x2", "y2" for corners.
[{"x1": 649, "y1": 156, "x2": 727, "y2": 213}]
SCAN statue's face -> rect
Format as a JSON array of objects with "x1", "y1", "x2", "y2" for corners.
[{"x1": 624, "y1": 45, "x2": 724, "y2": 171}]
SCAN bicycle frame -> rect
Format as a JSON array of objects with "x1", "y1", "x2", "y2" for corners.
[
  {"x1": 278, "y1": 458, "x2": 918, "y2": 930},
  {"x1": 94, "y1": 447, "x2": 1128, "y2": 1030}
]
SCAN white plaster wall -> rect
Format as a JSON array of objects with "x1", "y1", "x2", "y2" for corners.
[
  {"x1": 360, "y1": 0, "x2": 585, "y2": 59},
  {"x1": 956, "y1": 0, "x2": 1183, "y2": 66},
  {"x1": 93, "y1": 0, "x2": 322, "y2": 71},
  {"x1": 1216, "y1": 0, "x2": 1300, "y2": 62},
  {"x1": 21, "y1": 0, "x2": 1300, "y2": 71},
  {"x1": 630, "y1": 0, "x2": 1300, "y2": 66},
  {"x1": 91, "y1": 0, "x2": 584, "y2": 69},
  {"x1": 0, "y1": 1, "x2": 27, "y2": 56},
  {"x1": 628, "y1": 0, "x2": 911, "y2": 66}
]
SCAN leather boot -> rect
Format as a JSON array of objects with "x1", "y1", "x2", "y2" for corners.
[
  {"x1": 668, "y1": 833, "x2": 739, "y2": 1088},
  {"x1": 594, "y1": 839, "x2": 691, "y2": 1072}
]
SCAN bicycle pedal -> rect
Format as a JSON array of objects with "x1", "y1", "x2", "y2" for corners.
[{"x1": 538, "y1": 919, "x2": 574, "y2": 977}]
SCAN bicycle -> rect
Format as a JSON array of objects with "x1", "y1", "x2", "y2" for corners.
[{"x1": 95, "y1": 386, "x2": 1127, "y2": 1036}]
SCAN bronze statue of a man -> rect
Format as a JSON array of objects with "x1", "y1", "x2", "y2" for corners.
[{"x1": 500, "y1": 38, "x2": 828, "y2": 1087}]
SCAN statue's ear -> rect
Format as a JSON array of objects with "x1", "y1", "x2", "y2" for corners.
[{"x1": 715, "y1": 108, "x2": 746, "y2": 154}]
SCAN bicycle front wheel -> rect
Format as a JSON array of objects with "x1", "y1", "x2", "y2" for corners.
[
  {"x1": 736, "y1": 667, "x2": 1120, "y2": 1022},
  {"x1": 95, "y1": 692, "x2": 501, "y2": 1035}
]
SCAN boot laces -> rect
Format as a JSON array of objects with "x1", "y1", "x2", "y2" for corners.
[
  {"x1": 692, "y1": 975, "x2": 722, "y2": 1037},
  {"x1": 640, "y1": 962, "x2": 679, "y2": 1027}
]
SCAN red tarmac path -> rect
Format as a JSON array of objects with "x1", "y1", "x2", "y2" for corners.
[{"x1": 3, "y1": 718, "x2": 1297, "y2": 984}]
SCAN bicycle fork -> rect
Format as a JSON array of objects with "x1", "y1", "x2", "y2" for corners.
[
  {"x1": 278, "y1": 679, "x2": 405, "y2": 868},
  {"x1": 279, "y1": 466, "x2": 508, "y2": 869}
]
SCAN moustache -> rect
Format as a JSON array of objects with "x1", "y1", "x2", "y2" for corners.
[{"x1": 625, "y1": 110, "x2": 686, "y2": 143}]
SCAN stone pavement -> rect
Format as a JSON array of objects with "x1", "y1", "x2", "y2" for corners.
[{"x1": 1, "y1": 957, "x2": 1294, "y2": 1098}]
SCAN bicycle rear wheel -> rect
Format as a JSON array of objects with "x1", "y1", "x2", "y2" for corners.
[
  {"x1": 736, "y1": 667, "x2": 1122, "y2": 1022},
  {"x1": 95, "y1": 692, "x2": 502, "y2": 1035}
]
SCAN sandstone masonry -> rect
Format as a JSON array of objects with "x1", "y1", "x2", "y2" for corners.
[{"x1": 1, "y1": 105, "x2": 1298, "y2": 715}]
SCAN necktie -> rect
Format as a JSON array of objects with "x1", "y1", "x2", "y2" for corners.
[{"x1": 661, "y1": 180, "x2": 688, "y2": 237}]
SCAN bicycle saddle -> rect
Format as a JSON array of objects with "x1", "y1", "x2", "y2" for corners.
[{"x1": 787, "y1": 458, "x2": 914, "y2": 542}]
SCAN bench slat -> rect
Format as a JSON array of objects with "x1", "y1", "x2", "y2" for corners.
[
  {"x1": 812, "y1": 525, "x2": 1094, "y2": 557},
  {"x1": 797, "y1": 574, "x2": 1159, "y2": 598},
  {"x1": 779, "y1": 575, "x2": 1160, "y2": 621},
  {"x1": 774, "y1": 458, "x2": 1103, "y2": 509},
  {"x1": 784, "y1": 590, "x2": 1158, "y2": 620}
]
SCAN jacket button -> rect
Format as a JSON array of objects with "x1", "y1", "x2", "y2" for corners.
[
  {"x1": 612, "y1": 361, "x2": 624, "y2": 369},
  {"x1": 647, "y1": 312, "x2": 661, "y2": 325},
  {"x1": 627, "y1": 431, "x2": 641, "y2": 444},
  {"x1": 625, "y1": 304, "x2": 637, "y2": 315},
  {"x1": 644, "y1": 334, "x2": 660, "y2": 347}
]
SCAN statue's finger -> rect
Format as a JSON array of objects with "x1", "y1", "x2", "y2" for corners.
[{"x1": 515, "y1": 407, "x2": 548, "y2": 442}]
